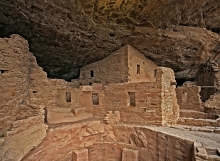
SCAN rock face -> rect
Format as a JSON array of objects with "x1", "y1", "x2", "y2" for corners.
[
  {"x1": 0, "y1": 0, "x2": 220, "y2": 80},
  {"x1": 1, "y1": 34, "x2": 220, "y2": 161}
]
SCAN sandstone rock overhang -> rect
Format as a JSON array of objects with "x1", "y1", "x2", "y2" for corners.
[{"x1": 0, "y1": 0, "x2": 220, "y2": 81}]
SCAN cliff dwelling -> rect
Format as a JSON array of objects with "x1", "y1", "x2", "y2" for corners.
[{"x1": 1, "y1": 1, "x2": 220, "y2": 161}]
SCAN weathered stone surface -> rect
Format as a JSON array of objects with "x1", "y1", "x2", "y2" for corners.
[
  {"x1": 0, "y1": 0, "x2": 220, "y2": 80},
  {"x1": 196, "y1": 147, "x2": 208, "y2": 160},
  {"x1": 1, "y1": 30, "x2": 220, "y2": 161},
  {"x1": 122, "y1": 148, "x2": 138, "y2": 161},
  {"x1": 0, "y1": 124, "x2": 47, "y2": 161}
]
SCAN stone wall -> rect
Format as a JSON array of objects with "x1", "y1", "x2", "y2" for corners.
[
  {"x1": 0, "y1": 35, "x2": 34, "y2": 136},
  {"x1": 158, "y1": 67, "x2": 179, "y2": 125},
  {"x1": 127, "y1": 44, "x2": 157, "y2": 83},
  {"x1": 20, "y1": 122, "x2": 194, "y2": 161},
  {"x1": 0, "y1": 35, "x2": 48, "y2": 161},
  {"x1": 76, "y1": 45, "x2": 129, "y2": 86},
  {"x1": 196, "y1": 65, "x2": 216, "y2": 102},
  {"x1": 176, "y1": 83, "x2": 202, "y2": 111},
  {"x1": 60, "y1": 67, "x2": 179, "y2": 126},
  {"x1": 105, "y1": 82, "x2": 163, "y2": 125},
  {"x1": 29, "y1": 60, "x2": 67, "y2": 107}
]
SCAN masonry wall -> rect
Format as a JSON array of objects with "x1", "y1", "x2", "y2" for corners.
[
  {"x1": 29, "y1": 62, "x2": 67, "y2": 107},
  {"x1": 77, "y1": 45, "x2": 129, "y2": 85},
  {"x1": 176, "y1": 85, "x2": 202, "y2": 111},
  {"x1": 139, "y1": 127, "x2": 193, "y2": 161},
  {"x1": 0, "y1": 35, "x2": 48, "y2": 161},
  {"x1": 195, "y1": 65, "x2": 216, "y2": 102},
  {"x1": 57, "y1": 88, "x2": 82, "y2": 108},
  {"x1": 127, "y1": 45, "x2": 157, "y2": 83},
  {"x1": 0, "y1": 35, "x2": 34, "y2": 136},
  {"x1": 68, "y1": 67, "x2": 179, "y2": 126},
  {"x1": 105, "y1": 82, "x2": 163, "y2": 125},
  {"x1": 157, "y1": 67, "x2": 179, "y2": 125}
]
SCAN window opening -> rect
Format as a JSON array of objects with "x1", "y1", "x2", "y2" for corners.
[
  {"x1": 137, "y1": 65, "x2": 140, "y2": 74},
  {"x1": 0, "y1": 70, "x2": 9, "y2": 75},
  {"x1": 128, "y1": 92, "x2": 136, "y2": 107},
  {"x1": 90, "y1": 70, "x2": 94, "y2": 77},
  {"x1": 92, "y1": 93, "x2": 99, "y2": 105},
  {"x1": 182, "y1": 92, "x2": 188, "y2": 103},
  {"x1": 66, "y1": 92, "x2": 71, "y2": 102},
  {"x1": 154, "y1": 69, "x2": 157, "y2": 77}
]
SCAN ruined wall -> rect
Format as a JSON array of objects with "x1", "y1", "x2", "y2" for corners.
[
  {"x1": 195, "y1": 65, "x2": 216, "y2": 102},
  {"x1": 176, "y1": 83, "x2": 202, "y2": 111},
  {"x1": 0, "y1": 35, "x2": 34, "y2": 136},
  {"x1": 20, "y1": 122, "x2": 194, "y2": 161},
  {"x1": 139, "y1": 127, "x2": 193, "y2": 161},
  {"x1": 22, "y1": 121, "x2": 105, "y2": 161},
  {"x1": 127, "y1": 45, "x2": 157, "y2": 83},
  {"x1": 157, "y1": 67, "x2": 179, "y2": 125},
  {"x1": 105, "y1": 82, "x2": 163, "y2": 125},
  {"x1": 29, "y1": 62, "x2": 67, "y2": 107},
  {"x1": 196, "y1": 62, "x2": 220, "y2": 113},
  {"x1": 77, "y1": 45, "x2": 129, "y2": 85},
  {"x1": 71, "y1": 67, "x2": 178, "y2": 126},
  {"x1": 0, "y1": 35, "x2": 48, "y2": 161}
]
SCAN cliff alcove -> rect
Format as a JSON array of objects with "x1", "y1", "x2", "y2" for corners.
[
  {"x1": 0, "y1": 0, "x2": 220, "y2": 80},
  {"x1": 1, "y1": 1, "x2": 220, "y2": 161}
]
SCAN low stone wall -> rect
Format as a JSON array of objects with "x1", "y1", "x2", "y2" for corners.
[
  {"x1": 21, "y1": 123, "x2": 194, "y2": 161},
  {"x1": 178, "y1": 117, "x2": 220, "y2": 127},
  {"x1": 180, "y1": 110, "x2": 218, "y2": 119},
  {"x1": 176, "y1": 85, "x2": 202, "y2": 111}
]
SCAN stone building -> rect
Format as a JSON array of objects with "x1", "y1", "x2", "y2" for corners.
[
  {"x1": 72, "y1": 44, "x2": 158, "y2": 86},
  {"x1": 1, "y1": 35, "x2": 220, "y2": 161},
  {"x1": 51, "y1": 44, "x2": 179, "y2": 126}
]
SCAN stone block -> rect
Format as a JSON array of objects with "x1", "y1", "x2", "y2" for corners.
[
  {"x1": 72, "y1": 149, "x2": 88, "y2": 161},
  {"x1": 208, "y1": 155, "x2": 220, "y2": 161},
  {"x1": 191, "y1": 127, "x2": 200, "y2": 131},
  {"x1": 214, "y1": 128, "x2": 220, "y2": 134},
  {"x1": 203, "y1": 120, "x2": 217, "y2": 127},
  {"x1": 191, "y1": 119, "x2": 204, "y2": 126},
  {"x1": 217, "y1": 148, "x2": 220, "y2": 156},
  {"x1": 122, "y1": 148, "x2": 139, "y2": 161},
  {"x1": 196, "y1": 147, "x2": 208, "y2": 160},
  {"x1": 198, "y1": 127, "x2": 214, "y2": 133},
  {"x1": 185, "y1": 118, "x2": 193, "y2": 125}
]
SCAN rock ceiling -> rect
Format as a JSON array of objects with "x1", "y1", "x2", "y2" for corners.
[{"x1": 0, "y1": 0, "x2": 220, "y2": 81}]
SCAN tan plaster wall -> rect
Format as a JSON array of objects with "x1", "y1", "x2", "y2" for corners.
[
  {"x1": 57, "y1": 88, "x2": 82, "y2": 108},
  {"x1": 77, "y1": 45, "x2": 129, "y2": 85},
  {"x1": 127, "y1": 45, "x2": 157, "y2": 83}
]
